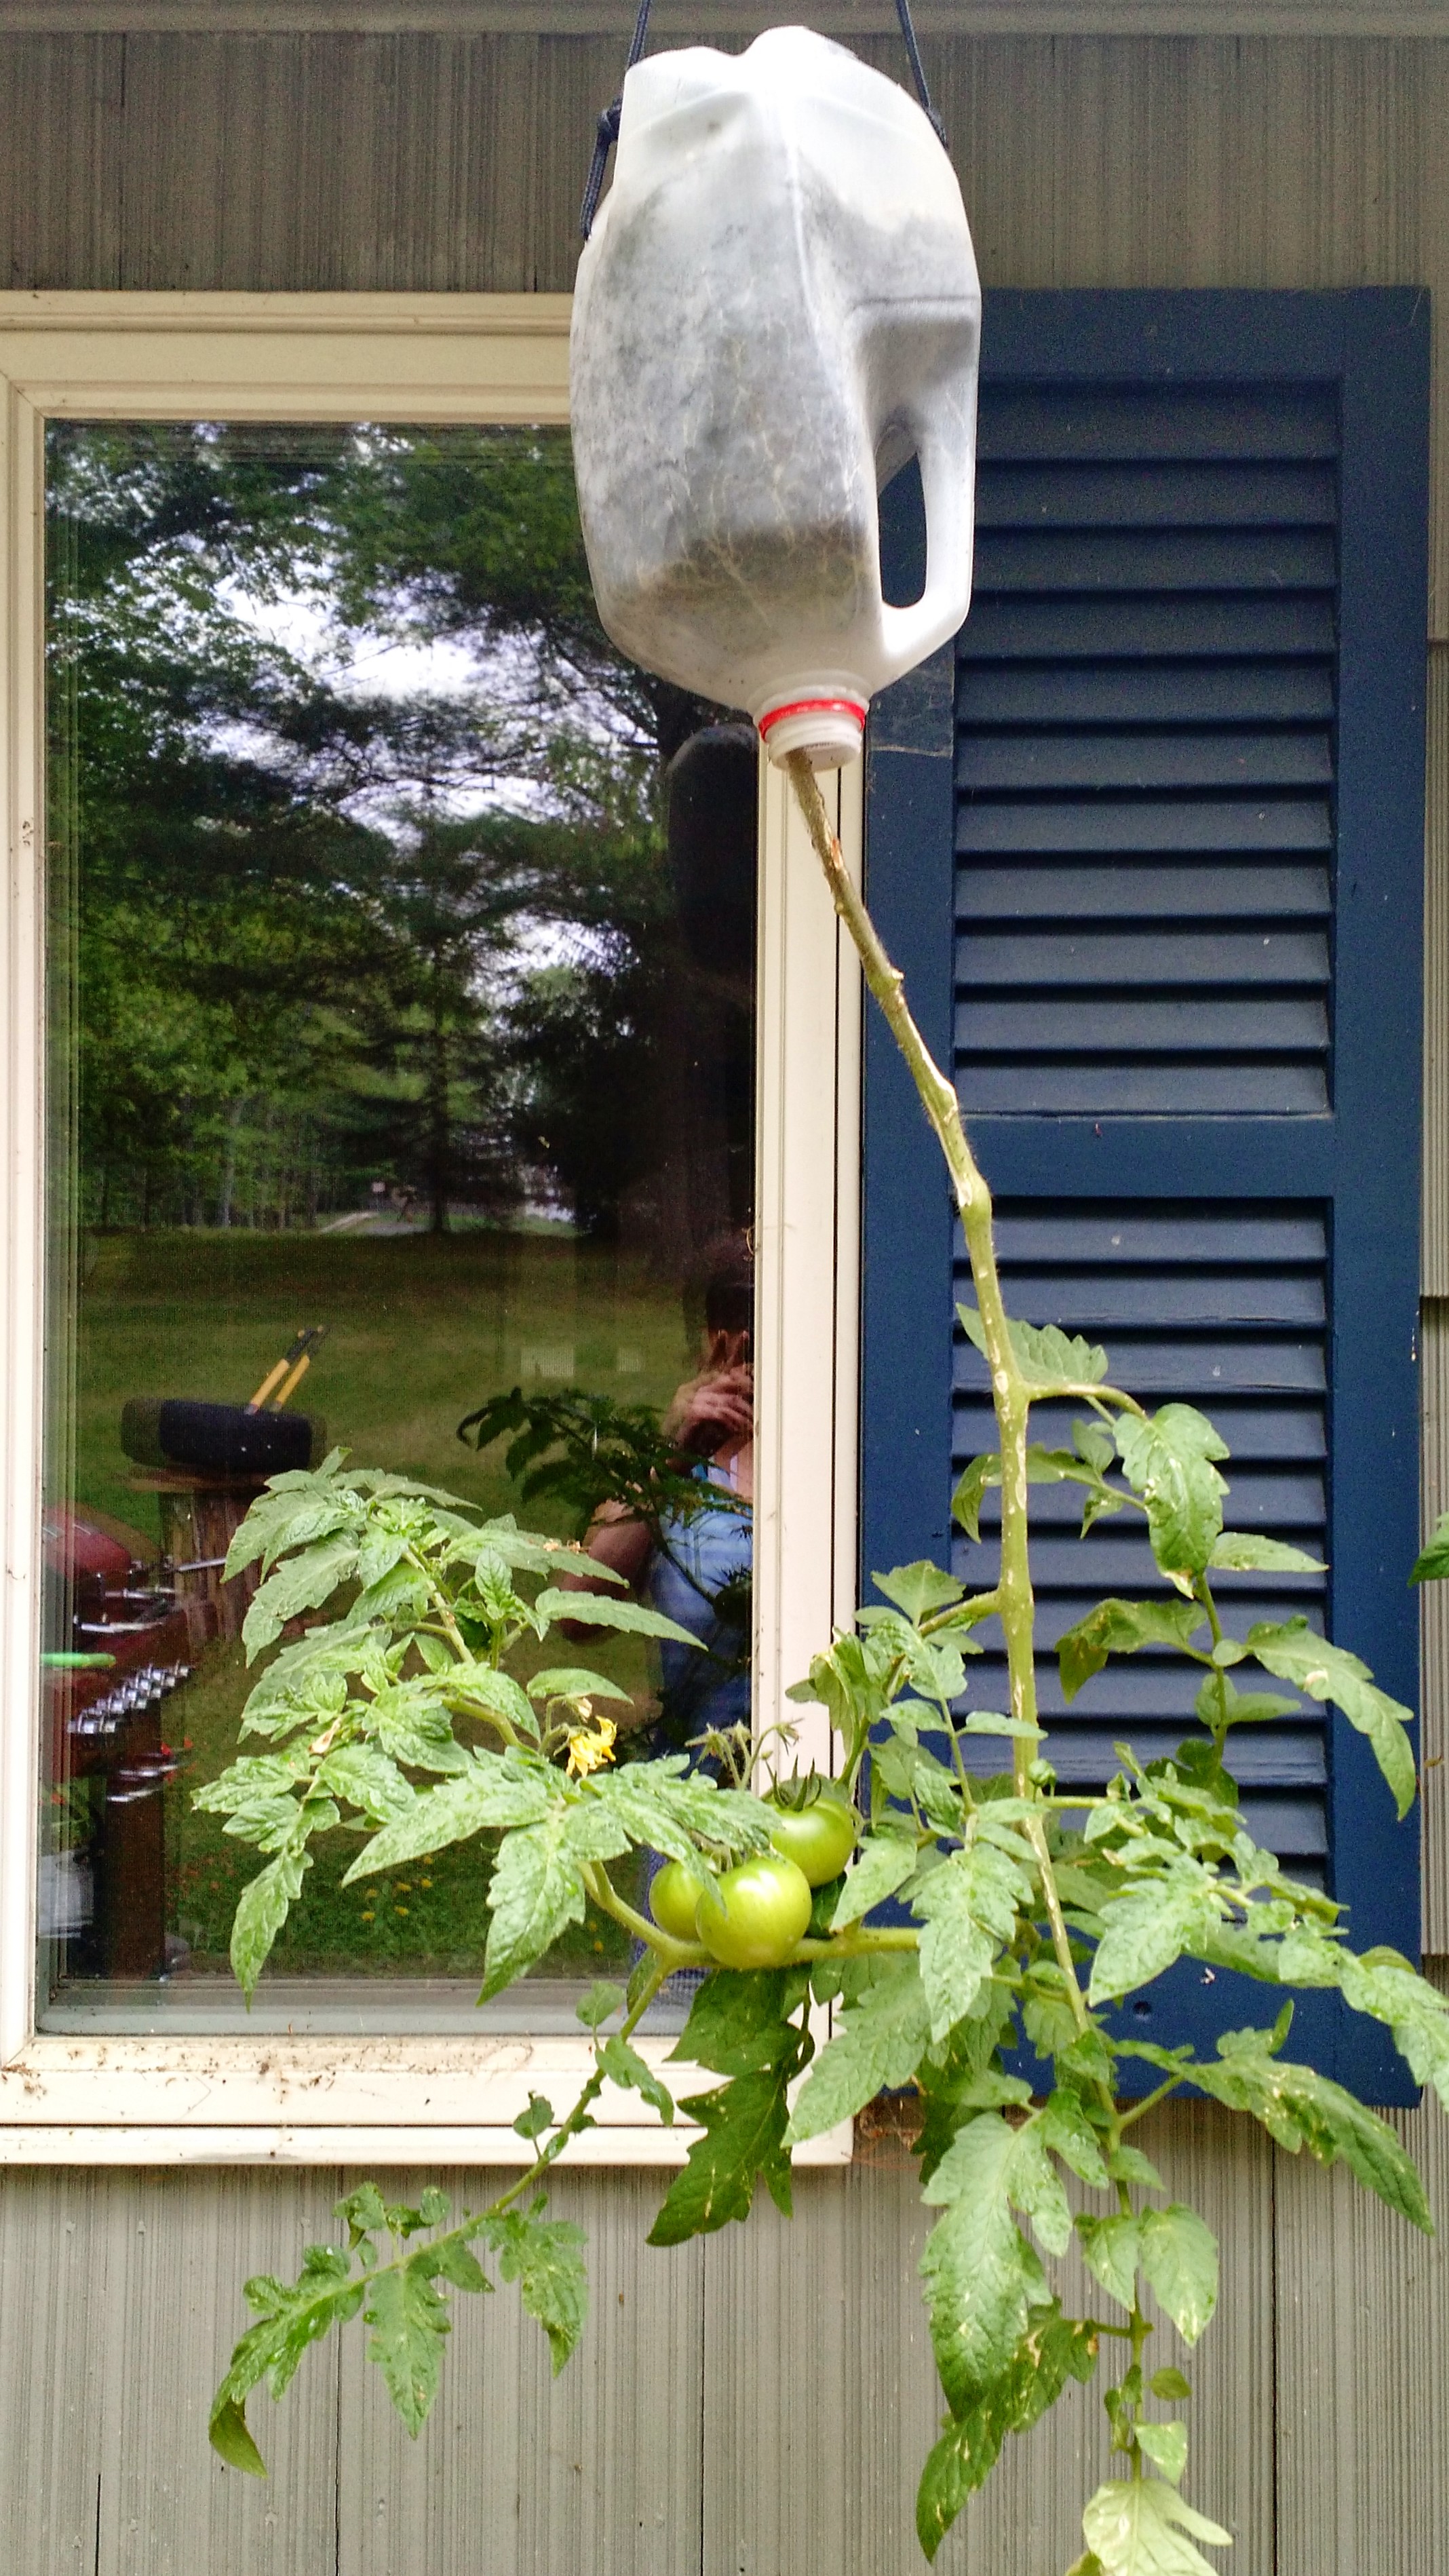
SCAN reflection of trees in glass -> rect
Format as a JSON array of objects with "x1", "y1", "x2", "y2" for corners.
[{"x1": 46, "y1": 422, "x2": 738, "y2": 1248}]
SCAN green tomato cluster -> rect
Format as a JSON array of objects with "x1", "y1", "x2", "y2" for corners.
[{"x1": 648, "y1": 1786, "x2": 857, "y2": 1969}]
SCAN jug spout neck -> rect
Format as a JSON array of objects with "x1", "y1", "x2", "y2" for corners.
[{"x1": 757, "y1": 693, "x2": 866, "y2": 772}]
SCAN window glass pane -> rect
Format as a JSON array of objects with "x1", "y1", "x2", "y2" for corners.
[{"x1": 39, "y1": 423, "x2": 756, "y2": 2033}]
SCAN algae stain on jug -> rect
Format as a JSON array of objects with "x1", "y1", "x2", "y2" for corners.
[{"x1": 571, "y1": 26, "x2": 980, "y2": 772}]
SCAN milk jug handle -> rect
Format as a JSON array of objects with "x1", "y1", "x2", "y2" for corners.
[
  {"x1": 579, "y1": 0, "x2": 948, "y2": 239},
  {"x1": 877, "y1": 426, "x2": 976, "y2": 681}
]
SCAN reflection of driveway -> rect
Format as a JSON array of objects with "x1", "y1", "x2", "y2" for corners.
[{"x1": 318, "y1": 1211, "x2": 421, "y2": 1236}]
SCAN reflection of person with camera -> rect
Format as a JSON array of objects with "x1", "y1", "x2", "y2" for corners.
[{"x1": 571, "y1": 1235, "x2": 754, "y2": 1756}]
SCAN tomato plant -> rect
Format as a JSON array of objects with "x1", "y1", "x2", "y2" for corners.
[
  {"x1": 205, "y1": 758, "x2": 1449, "y2": 2576},
  {"x1": 695, "y1": 1851, "x2": 813, "y2": 1967}
]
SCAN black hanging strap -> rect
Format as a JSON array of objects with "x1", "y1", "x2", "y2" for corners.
[{"x1": 579, "y1": 0, "x2": 947, "y2": 242}]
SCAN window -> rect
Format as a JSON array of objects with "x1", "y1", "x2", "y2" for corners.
[
  {"x1": 0, "y1": 296, "x2": 857, "y2": 2160},
  {"x1": 864, "y1": 290, "x2": 1429, "y2": 2100}
]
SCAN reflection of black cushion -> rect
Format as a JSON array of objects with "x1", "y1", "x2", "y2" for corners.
[{"x1": 121, "y1": 1398, "x2": 322, "y2": 1478}]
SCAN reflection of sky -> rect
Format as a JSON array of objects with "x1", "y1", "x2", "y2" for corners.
[{"x1": 212, "y1": 572, "x2": 642, "y2": 837}]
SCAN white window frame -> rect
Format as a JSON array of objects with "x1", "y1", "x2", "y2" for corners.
[{"x1": 0, "y1": 292, "x2": 860, "y2": 2164}]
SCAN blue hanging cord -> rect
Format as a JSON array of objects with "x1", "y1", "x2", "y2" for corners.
[{"x1": 579, "y1": 0, "x2": 948, "y2": 242}]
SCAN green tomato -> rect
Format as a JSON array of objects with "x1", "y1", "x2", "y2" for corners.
[
  {"x1": 767, "y1": 1794, "x2": 857, "y2": 1887},
  {"x1": 649, "y1": 1858, "x2": 704, "y2": 1944},
  {"x1": 695, "y1": 1852, "x2": 813, "y2": 1970}
]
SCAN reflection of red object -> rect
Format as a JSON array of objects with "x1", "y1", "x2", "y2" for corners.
[{"x1": 44, "y1": 1508, "x2": 192, "y2": 1980}]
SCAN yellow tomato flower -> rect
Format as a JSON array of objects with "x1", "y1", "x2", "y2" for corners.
[{"x1": 566, "y1": 1711, "x2": 618, "y2": 1778}]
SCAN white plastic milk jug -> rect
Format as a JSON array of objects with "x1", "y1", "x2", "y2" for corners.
[{"x1": 570, "y1": 24, "x2": 980, "y2": 771}]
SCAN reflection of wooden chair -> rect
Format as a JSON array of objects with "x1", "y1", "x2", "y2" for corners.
[{"x1": 126, "y1": 1467, "x2": 266, "y2": 1650}]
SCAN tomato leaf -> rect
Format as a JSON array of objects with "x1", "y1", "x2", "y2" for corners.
[
  {"x1": 830, "y1": 1828, "x2": 919, "y2": 1929},
  {"x1": 478, "y1": 1808, "x2": 587, "y2": 1999},
  {"x1": 242, "y1": 1536, "x2": 362, "y2": 1661},
  {"x1": 343, "y1": 1750, "x2": 558, "y2": 1884},
  {"x1": 1081, "y1": 2477, "x2": 1231, "y2": 2575},
  {"x1": 598, "y1": 2035, "x2": 674, "y2": 2124},
  {"x1": 1076, "y1": 2213, "x2": 1140, "y2": 2311},
  {"x1": 919, "y1": 2115, "x2": 1058, "y2": 2409},
  {"x1": 1138, "y1": 2205, "x2": 1218, "y2": 2345},
  {"x1": 915, "y1": 2303, "x2": 1100, "y2": 2560},
  {"x1": 912, "y1": 1841, "x2": 1032, "y2": 2039},
  {"x1": 1409, "y1": 1507, "x2": 1449, "y2": 1585},
  {"x1": 1209, "y1": 1533, "x2": 1325, "y2": 1575},
  {"x1": 364, "y1": 2256, "x2": 453, "y2": 2437},
  {"x1": 533, "y1": 1588, "x2": 705, "y2": 1649},
  {"x1": 671, "y1": 1968, "x2": 804, "y2": 2076},
  {"x1": 1129, "y1": 2029, "x2": 1432, "y2": 2231},
  {"x1": 957, "y1": 1303, "x2": 1110, "y2": 1389},
  {"x1": 785, "y1": 1957, "x2": 931, "y2": 2145},
  {"x1": 647, "y1": 2066, "x2": 796, "y2": 2246},
  {"x1": 1114, "y1": 1405, "x2": 1229, "y2": 1586},
  {"x1": 872, "y1": 1562, "x2": 965, "y2": 1621},
  {"x1": 1245, "y1": 1618, "x2": 1417, "y2": 1819},
  {"x1": 484, "y1": 2209, "x2": 589, "y2": 2373},
  {"x1": 1088, "y1": 1872, "x2": 1224, "y2": 2005},
  {"x1": 1057, "y1": 1598, "x2": 1209, "y2": 1702},
  {"x1": 229, "y1": 1845, "x2": 311, "y2": 1999}
]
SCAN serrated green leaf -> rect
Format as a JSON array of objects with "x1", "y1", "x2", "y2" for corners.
[
  {"x1": 480, "y1": 1807, "x2": 587, "y2": 1999},
  {"x1": 671, "y1": 1969, "x2": 803, "y2": 2077},
  {"x1": 599, "y1": 2035, "x2": 674, "y2": 2123},
  {"x1": 1077, "y1": 2212, "x2": 1140, "y2": 2310},
  {"x1": 242, "y1": 1536, "x2": 362, "y2": 1661},
  {"x1": 951, "y1": 1455, "x2": 999, "y2": 1541},
  {"x1": 919, "y1": 2116, "x2": 1050, "y2": 2409},
  {"x1": 230, "y1": 1846, "x2": 310, "y2": 1997},
  {"x1": 343, "y1": 1752, "x2": 556, "y2": 1883},
  {"x1": 830, "y1": 1828, "x2": 919, "y2": 1929},
  {"x1": 786, "y1": 1957, "x2": 931, "y2": 2144},
  {"x1": 1296, "y1": 1943, "x2": 1449, "y2": 2113},
  {"x1": 958, "y1": 1303, "x2": 1110, "y2": 1389},
  {"x1": 1041, "y1": 2088, "x2": 1110, "y2": 2187},
  {"x1": 1138, "y1": 2205, "x2": 1218, "y2": 2344},
  {"x1": 1088, "y1": 1874, "x2": 1223, "y2": 2004},
  {"x1": 587, "y1": 1766, "x2": 773, "y2": 1870},
  {"x1": 648, "y1": 2066, "x2": 796, "y2": 2245},
  {"x1": 1245, "y1": 1619, "x2": 1416, "y2": 1818},
  {"x1": 1108, "y1": 2145, "x2": 1165, "y2": 2189},
  {"x1": 484, "y1": 2210, "x2": 589, "y2": 2372},
  {"x1": 1136, "y1": 2422, "x2": 1189, "y2": 2484},
  {"x1": 533, "y1": 1588, "x2": 704, "y2": 1649},
  {"x1": 1409, "y1": 1507, "x2": 1449, "y2": 1585},
  {"x1": 912, "y1": 1842, "x2": 1032, "y2": 2039},
  {"x1": 315, "y1": 1743, "x2": 416, "y2": 1826},
  {"x1": 872, "y1": 1561, "x2": 966, "y2": 1623},
  {"x1": 364, "y1": 2258, "x2": 452, "y2": 2437},
  {"x1": 1115, "y1": 1407, "x2": 1229, "y2": 1585},
  {"x1": 1058, "y1": 1598, "x2": 1209, "y2": 1702},
  {"x1": 574, "y1": 1979, "x2": 625, "y2": 2029},
  {"x1": 1194, "y1": 1673, "x2": 1300, "y2": 1730},
  {"x1": 914, "y1": 2303, "x2": 1101, "y2": 2560},
  {"x1": 1210, "y1": 1533, "x2": 1326, "y2": 1575},
  {"x1": 526, "y1": 1666, "x2": 633, "y2": 1704},
  {"x1": 1151, "y1": 2366, "x2": 1193, "y2": 2402},
  {"x1": 1132, "y1": 2033, "x2": 1432, "y2": 2231},
  {"x1": 1081, "y1": 2477, "x2": 1231, "y2": 2575}
]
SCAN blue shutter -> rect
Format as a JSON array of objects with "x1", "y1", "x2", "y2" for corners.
[{"x1": 863, "y1": 292, "x2": 1429, "y2": 2102}]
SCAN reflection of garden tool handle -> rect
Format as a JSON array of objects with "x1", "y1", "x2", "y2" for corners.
[
  {"x1": 271, "y1": 1353, "x2": 311, "y2": 1410},
  {"x1": 246, "y1": 1324, "x2": 326, "y2": 1412},
  {"x1": 246, "y1": 1357, "x2": 292, "y2": 1411}
]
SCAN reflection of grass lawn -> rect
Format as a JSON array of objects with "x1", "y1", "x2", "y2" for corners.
[{"x1": 73, "y1": 1229, "x2": 687, "y2": 1982}]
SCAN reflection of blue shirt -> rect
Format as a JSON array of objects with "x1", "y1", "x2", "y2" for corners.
[{"x1": 646, "y1": 1468, "x2": 752, "y2": 1747}]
